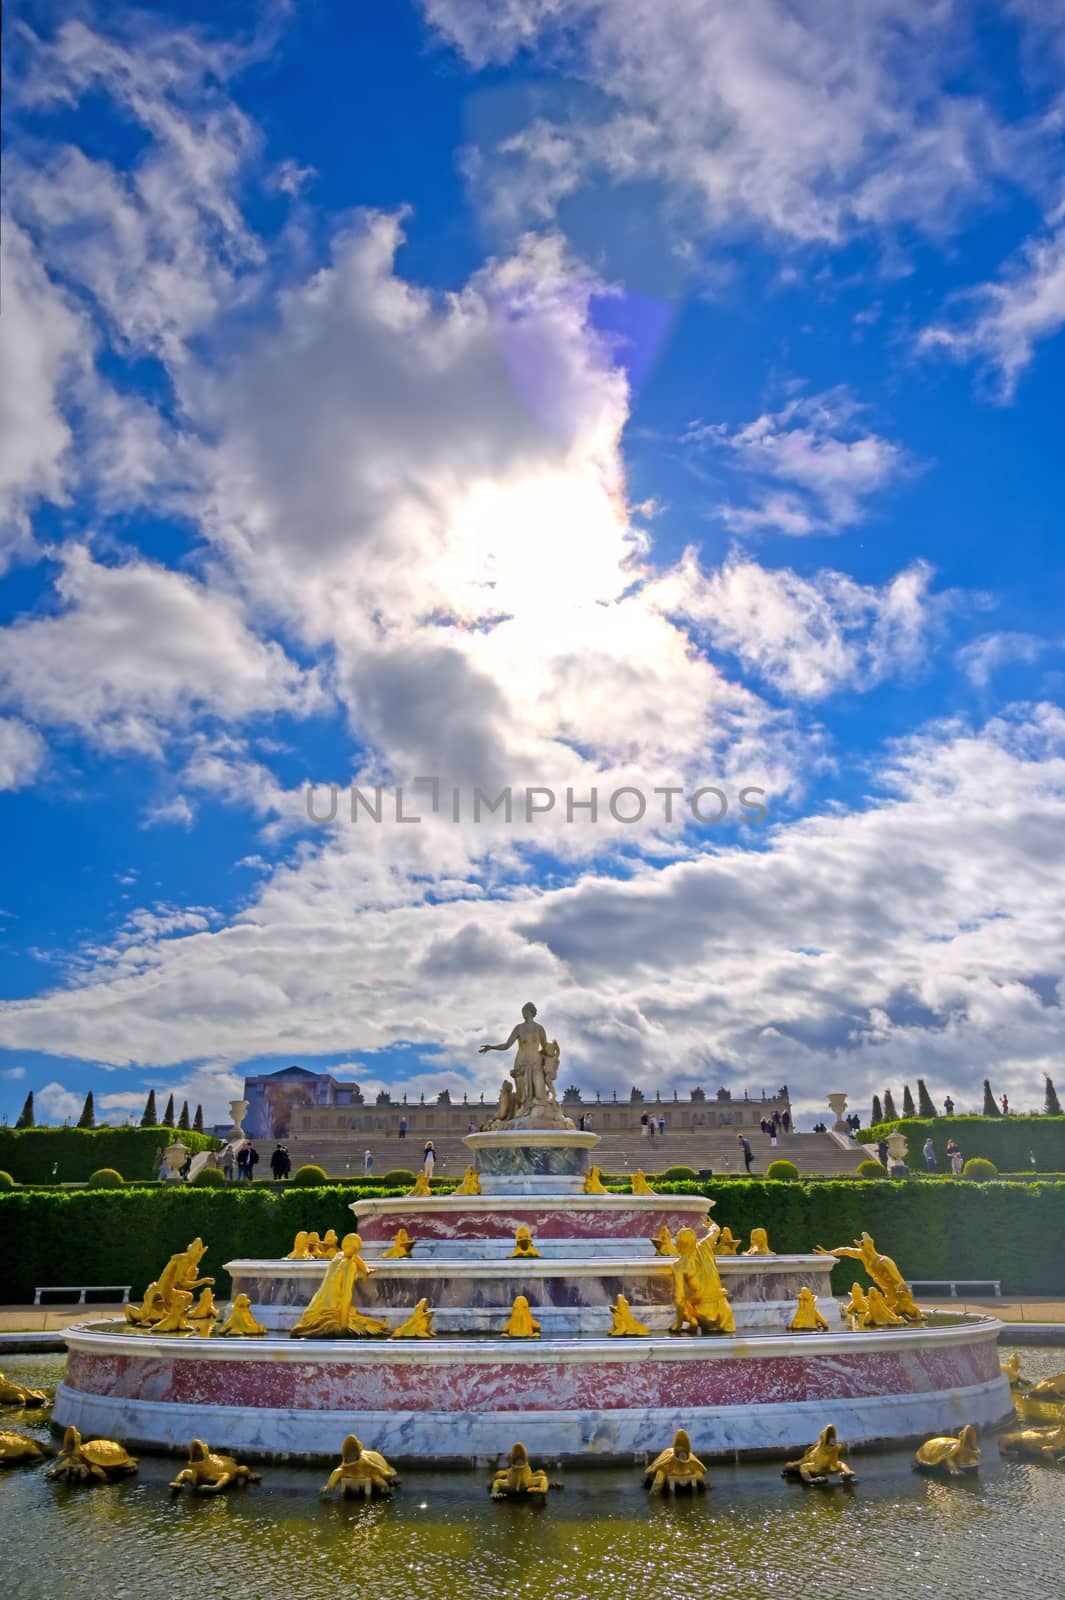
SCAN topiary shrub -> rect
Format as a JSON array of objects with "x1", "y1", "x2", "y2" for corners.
[
  {"x1": 658, "y1": 1165, "x2": 698, "y2": 1180},
  {"x1": 765, "y1": 1159, "x2": 799, "y2": 1181},
  {"x1": 290, "y1": 1163, "x2": 329, "y2": 1186},
  {"x1": 962, "y1": 1156, "x2": 998, "y2": 1181},
  {"x1": 856, "y1": 1159, "x2": 888, "y2": 1179},
  {"x1": 191, "y1": 1165, "x2": 227, "y2": 1187},
  {"x1": 87, "y1": 1167, "x2": 124, "y2": 1189},
  {"x1": 381, "y1": 1169, "x2": 416, "y2": 1186},
  {"x1": 0, "y1": 1170, "x2": 14, "y2": 1190}
]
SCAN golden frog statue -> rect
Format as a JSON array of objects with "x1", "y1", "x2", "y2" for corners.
[
  {"x1": 1000, "y1": 1352, "x2": 1029, "y2": 1389},
  {"x1": 650, "y1": 1225, "x2": 676, "y2": 1256},
  {"x1": 842, "y1": 1283, "x2": 869, "y2": 1329},
  {"x1": 46, "y1": 1427, "x2": 138, "y2": 1484},
  {"x1": 391, "y1": 1299, "x2": 436, "y2": 1339},
  {"x1": 511, "y1": 1226, "x2": 541, "y2": 1258},
  {"x1": 304, "y1": 1231, "x2": 323, "y2": 1257},
  {"x1": 782, "y1": 1425, "x2": 856, "y2": 1485},
  {"x1": 743, "y1": 1228, "x2": 772, "y2": 1256},
  {"x1": 813, "y1": 1232, "x2": 923, "y2": 1322},
  {"x1": 643, "y1": 1429, "x2": 708, "y2": 1494},
  {"x1": 914, "y1": 1424, "x2": 981, "y2": 1474},
  {"x1": 670, "y1": 1227, "x2": 736, "y2": 1336},
  {"x1": 608, "y1": 1293, "x2": 650, "y2": 1337},
  {"x1": 714, "y1": 1227, "x2": 740, "y2": 1255},
  {"x1": 157, "y1": 1236, "x2": 215, "y2": 1312},
  {"x1": 188, "y1": 1287, "x2": 218, "y2": 1321},
  {"x1": 999, "y1": 1417, "x2": 1065, "y2": 1464},
  {"x1": 0, "y1": 1372, "x2": 48, "y2": 1408},
  {"x1": 583, "y1": 1166, "x2": 608, "y2": 1195},
  {"x1": 490, "y1": 1442, "x2": 549, "y2": 1499},
  {"x1": 501, "y1": 1295, "x2": 541, "y2": 1338},
  {"x1": 285, "y1": 1231, "x2": 314, "y2": 1260},
  {"x1": 453, "y1": 1166, "x2": 482, "y2": 1195},
  {"x1": 169, "y1": 1440, "x2": 261, "y2": 1494},
  {"x1": 381, "y1": 1227, "x2": 416, "y2": 1258},
  {"x1": 631, "y1": 1170, "x2": 655, "y2": 1195},
  {"x1": 153, "y1": 1290, "x2": 195, "y2": 1335},
  {"x1": 217, "y1": 1294, "x2": 267, "y2": 1337},
  {"x1": 407, "y1": 1172, "x2": 433, "y2": 1197},
  {"x1": 290, "y1": 1233, "x2": 389, "y2": 1339},
  {"x1": 316, "y1": 1229, "x2": 340, "y2": 1258},
  {"x1": 124, "y1": 1281, "x2": 167, "y2": 1327},
  {"x1": 788, "y1": 1288, "x2": 830, "y2": 1332},
  {"x1": 861, "y1": 1286, "x2": 906, "y2": 1328},
  {"x1": 1023, "y1": 1370, "x2": 1065, "y2": 1401},
  {"x1": 320, "y1": 1435, "x2": 399, "y2": 1497},
  {"x1": 0, "y1": 1430, "x2": 51, "y2": 1466}
]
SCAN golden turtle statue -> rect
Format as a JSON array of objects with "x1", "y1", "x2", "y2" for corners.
[
  {"x1": 0, "y1": 1430, "x2": 51, "y2": 1466},
  {"x1": 0, "y1": 1372, "x2": 48, "y2": 1408},
  {"x1": 914, "y1": 1424, "x2": 981, "y2": 1475},
  {"x1": 788, "y1": 1288, "x2": 830, "y2": 1332},
  {"x1": 782, "y1": 1425, "x2": 856, "y2": 1485},
  {"x1": 320, "y1": 1434, "x2": 399, "y2": 1497},
  {"x1": 490, "y1": 1441, "x2": 550, "y2": 1499},
  {"x1": 643, "y1": 1429, "x2": 708, "y2": 1494},
  {"x1": 46, "y1": 1426, "x2": 138, "y2": 1484},
  {"x1": 169, "y1": 1439, "x2": 261, "y2": 1494},
  {"x1": 999, "y1": 1417, "x2": 1065, "y2": 1465}
]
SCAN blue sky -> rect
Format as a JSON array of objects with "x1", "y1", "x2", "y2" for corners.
[{"x1": 1, "y1": 0, "x2": 1064, "y2": 1128}]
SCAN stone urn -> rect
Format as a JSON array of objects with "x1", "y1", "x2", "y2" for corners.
[
  {"x1": 163, "y1": 1140, "x2": 190, "y2": 1179},
  {"x1": 228, "y1": 1099, "x2": 249, "y2": 1140},
  {"x1": 885, "y1": 1128, "x2": 909, "y2": 1176},
  {"x1": 827, "y1": 1093, "x2": 849, "y2": 1133}
]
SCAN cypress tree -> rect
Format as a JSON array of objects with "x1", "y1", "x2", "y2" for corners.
[
  {"x1": 917, "y1": 1079, "x2": 938, "y2": 1118},
  {"x1": 140, "y1": 1090, "x2": 157, "y2": 1128},
  {"x1": 177, "y1": 1100, "x2": 191, "y2": 1132},
  {"x1": 883, "y1": 1089, "x2": 898, "y2": 1121},
  {"x1": 871, "y1": 1094, "x2": 884, "y2": 1126},
  {"x1": 902, "y1": 1084, "x2": 916, "y2": 1118},
  {"x1": 1045, "y1": 1075, "x2": 1062, "y2": 1117},
  {"x1": 162, "y1": 1094, "x2": 175, "y2": 1128},
  {"x1": 77, "y1": 1090, "x2": 95, "y2": 1129},
  {"x1": 14, "y1": 1090, "x2": 34, "y2": 1129},
  {"x1": 982, "y1": 1079, "x2": 1000, "y2": 1116},
  {"x1": 193, "y1": 1104, "x2": 204, "y2": 1133}
]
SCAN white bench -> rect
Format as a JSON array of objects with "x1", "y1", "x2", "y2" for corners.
[
  {"x1": 33, "y1": 1285, "x2": 132, "y2": 1306},
  {"x1": 908, "y1": 1278, "x2": 1002, "y2": 1297}
]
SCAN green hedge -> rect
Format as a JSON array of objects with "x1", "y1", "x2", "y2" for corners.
[
  {"x1": 2, "y1": 1177, "x2": 1064, "y2": 1302},
  {"x1": 0, "y1": 1127, "x2": 221, "y2": 1184},
  {"x1": 858, "y1": 1116, "x2": 1065, "y2": 1172}
]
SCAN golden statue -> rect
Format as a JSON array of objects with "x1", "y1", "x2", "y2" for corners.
[
  {"x1": 650, "y1": 1225, "x2": 676, "y2": 1256},
  {"x1": 157, "y1": 1237, "x2": 214, "y2": 1311},
  {"x1": 914, "y1": 1425, "x2": 981, "y2": 1475},
  {"x1": 670, "y1": 1228, "x2": 736, "y2": 1335},
  {"x1": 583, "y1": 1166, "x2": 608, "y2": 1194},
  {"x1": 511, "y1": 1226, "x2": 541, "y2": 1258},
  {"x1": 999, "y1": 1417, "x2": 1065, "y2": 1465},
  {"x1": 714, "y1": 1227, "x2": 740, "y2": 1255},
  {"x1": 306, "y1": 1231, "x2": 323, "y2": 1256},
  {"x1": 813, "y1": 1232, "x2": 923, "y2": 1322},
  {"x1": 381, "y1": 1227, "x2": 416, "y2": 1258},
  {"x1": 1000, "y1": 1352, "x2": 1030, "y2": 1389},
  {"x1": 285, "y1": 1231, "x2": 314, "y2": 1260},
  {"x1": 217, "y1": 1294, "x2": 267, "y2": 1337},
  {"x1": 125, "y1": 1281, "x2": 166, "y2": 1326},
  {"x1": 153, "y1": 1291, "x2": 195, "y2": 1334},
  {"x1": 490, "y1": 1441, "x2": 550, "y2": 1499},
  {"x1": 743, "y1": 1228, "x2": 772, "y2": 1256},
  {"x1": 454, "y1": 1166, "x2": 482, "y2": 1195},
  {"x1": 782, "y1": 1425, "x2": 856, "y2": 1485},
  {"x1": 631, "y1": 1170, "x2": 655, "y2": 1195},
  {"x1": 501, "y1": 1295, "x2": 541, "y2": 1338},
  {"x1": 861, "y1": 1286, "x2": 906, "y2": 1328},
  {"x1": 320, "y1": 1435, "x2": 399, "y2": 1497},
  {"x1": 643, "y1": 1429, "x2": 708, "y2": 1494},
  {"x1": 169, "y1": 1440, "x2": 261, "y2": 1494},
  {"x1": 608, "y1": 1294, "x2": 650, "y2": 1337},
  {"x1": 0, "y1": 1430, "x2": 51, "y2": 1466},
  {"x1": 189, "y1": 1288, "x2": 218, "y2": 1321},
  {"x1": 842, "y1": 1283, "x2": 869, "y2": 1329},
  {"x1": 317, "y1": 1229, "x2": 340, "y2": 1258},
  {"x1": 391, "y1": 1299, "x2": 436, "y2": 1338},
  {"x1": 1023, "y1": 1370, "x2": 1065, "y2": 1400},
  {"x1": 788, "y1": 1288, "x2": 830, "y2": 1332},
  {"x1": 0, "y1": 1373, "x2": 48, "y2": 1408},
  {"x1": 46, "y1": 1427, "x2": 138, "y2": 1484},
  {"x1": 407, "y1": 1172, "x2": 433, "y2": 1197},
  {"x1": 290, "y1": 1232, "x2": 389, "y2": 1338}
]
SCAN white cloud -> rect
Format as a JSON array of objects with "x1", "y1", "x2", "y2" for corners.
[
  {"x1": 34, "y1": 1082, "x2": 87, "y2": 1124},
  {"x1": 0, "y1": 717, "x2": 47, "y2": 790},
  {"x1": 1, "y1": 1066, "x2": 26, "y2": 1080},
  {"x1": 957, "y1": 631, "x2": 1051, "y2": 687},
  {"x1": 142, "y1": 795, "x2": 196, "y2": 829}
]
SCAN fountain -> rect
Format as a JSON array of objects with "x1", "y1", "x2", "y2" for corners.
[{"x1": 53, "y1": 1003, "x2": 1014, "y2": 1462}]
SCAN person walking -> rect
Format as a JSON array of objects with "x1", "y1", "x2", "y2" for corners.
[
  {"x1": 245, "y1": 1144, "x2": 260, "y2": 1182},
  {"x1": 922, "y1": 1137, "x2": 937, "y2": 1172},
  {"x1": 877, "y1": 1138, "x2": 889, "y2": 1167},
  {"x1": 769, "y1": 1123, "x2": 778, "y2": 1149},
  {"x1": 737, "y1": 1134, "x2": 754, "y2": 1174},
  {"x1": 236, "y1": 1145, "x2": 248, "y2": 1182},
  {"x1": 647, "y1": 1117, "x2": 655, "y2": 1147},
  {"x1": 363, "y1": 1149, "x2": 374, "y2": 1177},
  {"x1": 782, "y1": 1110, "x2": 791, "y2": 1134},
  {"x1": 221, "y1": 1143, "x2": 235, "y2": 1182},
  {"x1": 946, "y1": 1139, "x2": 963, "y2": 1175},
  {"x1": 270, "y1": 1144, "x2": 287, "y2": 1180},
  {"x1": 1001, "y1": 1094, "x2": 1009, "y2": 1115},
  {"x1": 640, "y1": 1112, "x2": 649, "y2": 1140},
  {"x1": 657, "y1": 1113, "x2": 665, "y2": 1138},
  {"x1": 398, "y1": 1116, "x2": 407, "y2": 1140},
  {"x1": 423, "y1": 1141, "x2": 436, "y2": 1179}
]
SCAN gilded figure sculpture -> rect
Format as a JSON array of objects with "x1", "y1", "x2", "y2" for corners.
[
  {"x1": 1000, "y1": 1352, "x2": 1029, "y2": 1389},
  {"x1": 217, "y1": 1294, "x2": 267, "y2": 1337},
  {"x1": 189, "y1": 1287, "x2": 218, "y2": 1320},
  {"x1": 631, "y1": 1170, "x2": 655, "y2": 1195},
  {"x1": 842, "y1": 1283, "x2": 869, "y2": 1329},
  {"x1": 861, "y1": 1286, "x2": 906, "y2": 1328},
  {"x1": 169, "y1": 1440, "x2": 261, "y2": 1494},
  {"x1": 407, "y1": 1172, "x2": 433, "y2": 1197},
  {"x1": 788, "y1": 1288, "x2": 830, "y2": 1332},
  {"x1": 46, "y1": 1427, "x2": 138, "y2": 1484},
  {"x1": 153, "y1": 1290, "x2": 195, "y2": 1334},
  {"x1": 306, "y1": 1232, "x2": 323, "y2": 1256},
  {"x1": 782, "y1": 1425, "x2": 856, "y2": 1485},
  {"x1": 1023, "y1": 1370, "x2": 1065, "y2": 1400},
  {"x1": 743, "y1": 1228, "x2": 772, "y2": 1256},
  {"x1": 813, "y1": 1232, "x2": 923, "y2": 1322},
  {"x1": 643, "y1": 1429, "x2": 708, "y2": 1494},
  {"x1": 714, "y1": 1227, "x2": 740, "y2": 1255},
  {"x1": 501, "y1": 1295, "x2": 541, "y2": 1338},
  {"x1": 290, "y1": 1232, "x2": 390, "y2": 1338},
  {"x1": 490, "y1": 1441, "x2": 550, "y2": 1499},
  {"x1": 914, "y1": 1425, "x2": 981, "y2": 1475},
  {"x1": 999, "y1": 1417, "x2": 1065, "y2": 1465},
  {"x1": 511, "y1": 1226, "x2": 541, "y2": 1258},
  {"x1": 608, "y1": 1293, "x2": 650, "y2": 1337},
  {"x1": 584, "y1": 1167, "x2": 608, "y2": 1195},
  {"x1": 125, "y1": 1281, "x2": 166, "y2": 1326},
  {"x1": 391, "y1": 1299, "x2": 436, "y2": 1339},
  {"x1": 670, "y1": 1227, "x2": 736, "y2": 1335},
  {"x1": 316, "y1": 1229, "x2": 340, "y2": 1258},
  {"x1": 320, "y1": 1435, "x2": 399, "y2": 1497},
  {"x1": 650, "y1": 1225, "x2": 676, "y2": 1256},
  {"x1": 0, "y1": 1373, "x2": 48, "y2": 1408},
  {"x1": 285, "y1": 1231, "x2": 314, "y2": 1260},
  {"x1": 381, "y1": 1228, "x2": 416, "y2": 1258},
  {"x1": 478, "y1": 1003, "x2": 575, "y2": 1131},
  {"x1": 0, "y1": 1431, "x2": 51, "y2": 1466},
  {"x1": 157, "y1": 1237, "x2": 215, "y2": 1312},
  {"x1": 453, "y1": 1166, "x2": 482, "y2": 1195}
]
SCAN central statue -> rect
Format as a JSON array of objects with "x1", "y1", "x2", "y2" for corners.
[{"x1": 478, "y1": 1002, "x2": 575, "y2": 1131}]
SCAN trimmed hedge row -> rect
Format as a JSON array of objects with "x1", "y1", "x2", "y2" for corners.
[
  {"x1": 0, "y1": 1127, "x2": 221, "y2": 1184},
  {"x1": 858, "y1": 1116, "x2": 1065, "y2": 1172},
  {"x1": 2, "y1": 1177, "x2": 1064, "y2": 1302}
]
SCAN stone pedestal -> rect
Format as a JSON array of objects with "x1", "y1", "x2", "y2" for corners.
[{"x1": 463, "y1": 1129, "x2": 600, "y2": 1194}]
